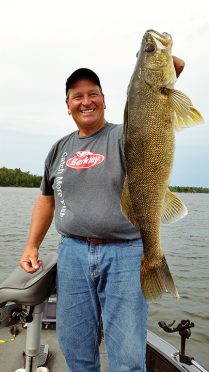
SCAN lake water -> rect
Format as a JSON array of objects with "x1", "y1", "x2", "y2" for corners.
[{"x1": 0, "y1": 187, "x2": 208, "y2": 369}]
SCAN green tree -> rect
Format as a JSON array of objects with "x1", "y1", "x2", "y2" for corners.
[{"x1": 0, "y1": 167, "x2": 42, "y2": 187}]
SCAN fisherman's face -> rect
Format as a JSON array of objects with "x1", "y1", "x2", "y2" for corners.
[{"x1": 66, "y1": 79, "x2": 106, "y2": 136}]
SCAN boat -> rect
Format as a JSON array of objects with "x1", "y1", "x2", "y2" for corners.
[{"x1": 0, "y1": 253, "x2": 207, "y2": 372}]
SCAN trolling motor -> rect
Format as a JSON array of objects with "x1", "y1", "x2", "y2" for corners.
[
  {"x1": 0, "y1": 253, "x2": 57, "y2": 372},
  {"x1": 159, "y1": 319, "x2": 195, "y2": 365}
]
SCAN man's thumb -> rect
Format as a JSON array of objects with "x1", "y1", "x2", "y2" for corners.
[{"x1": 31, "y1": 258, "x2": 40, "y2": 269}]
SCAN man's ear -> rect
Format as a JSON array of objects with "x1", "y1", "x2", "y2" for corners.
[
  {"x1": 66, "y1": 101, "x2": 71, "y2": 115},
  {"x1": 102, "y1": 94, "x2": 106, "y2": 109}
]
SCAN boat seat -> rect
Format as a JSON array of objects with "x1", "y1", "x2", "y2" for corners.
[{"x1": 0, "y1": 253, "x2": 57, "y2": 307}]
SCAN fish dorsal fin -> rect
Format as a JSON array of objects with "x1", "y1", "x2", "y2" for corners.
[
  {"x1": 161, "y1": 188, "x2": 188, "y2": 224},
  {"x1": 169, "y1": 89, "x2": 204, "y2": 130}
]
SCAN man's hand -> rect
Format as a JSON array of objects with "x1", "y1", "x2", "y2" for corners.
[
  {"x1": 172, "y1": 56, "x2": 185, "y2": 78},
  {"x1": 19, "y1": 193, "x2": 54, "y2": 274},
  {"x1": 20, "y1": 246, "x2": 42, "y2": 273}
]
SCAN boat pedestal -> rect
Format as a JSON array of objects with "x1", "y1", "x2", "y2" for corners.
[{"x1": 24, "y1": 303, "x2": 44, "y2": 372}]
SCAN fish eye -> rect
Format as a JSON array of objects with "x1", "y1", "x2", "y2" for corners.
[{"x1": 145, "y1": 43, "x2": 155, "y2": 52}]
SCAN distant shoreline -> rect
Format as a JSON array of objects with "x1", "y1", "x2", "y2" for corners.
[
  {"x1": 169, "y1": 186, "x2": 209, "y2": 193},
  {"x1": 0, "y1": 167, "x2": 208, "y2": 193},
  {"x1": 0, "y1": 167, "x2": 42, "y2": 188}
]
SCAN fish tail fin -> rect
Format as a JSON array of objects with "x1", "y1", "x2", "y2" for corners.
[{"x1": 141, "y1": 255, "x2": 179, "y2": 301}]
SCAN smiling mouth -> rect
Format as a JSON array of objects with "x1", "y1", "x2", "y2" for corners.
[{"x1": 81, "y1": 109, "x2": 95, "y2": 113}]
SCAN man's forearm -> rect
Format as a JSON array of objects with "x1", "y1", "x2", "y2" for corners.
[
  {"x1": 20, "y1": 192, "x2": 55, "y2": 273},
  {"x1": 26, "y1": 192, "x2": 55, "y2": 247}
]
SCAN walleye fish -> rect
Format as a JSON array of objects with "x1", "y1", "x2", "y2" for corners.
[{"x1": 121, "y1": 30, "x2": 203, "y2": 301}]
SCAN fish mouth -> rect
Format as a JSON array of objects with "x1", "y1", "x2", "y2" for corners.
[{"x1": 146, "y1": 29, "x2": 172, "y2": 49}]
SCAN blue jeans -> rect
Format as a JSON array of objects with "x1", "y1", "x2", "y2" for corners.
[{"x1": 56, "y1": 237, "x2": 148, "y2": 372}]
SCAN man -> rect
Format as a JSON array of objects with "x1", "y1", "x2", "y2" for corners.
[{"x1": 20, "y1": 58, "x2": 184, "y2": 372}]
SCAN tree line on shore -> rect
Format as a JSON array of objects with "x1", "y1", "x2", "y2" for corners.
[
  {"x1": 0, "y1": 167, "x2": 208, "y2": 193},
  {"x1": 0, "y1": 167, "x2": 42, "y2": 188},
  {"x1": 169, "y1": 185, "x2": 209, "y2": 193}
]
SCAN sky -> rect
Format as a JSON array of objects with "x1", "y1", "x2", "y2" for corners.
[{"x1": 0, "y1": 0, "x2": 209, "y2": 187}]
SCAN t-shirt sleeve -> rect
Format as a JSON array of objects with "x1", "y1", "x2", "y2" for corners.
[
  {"x1": 40, "y1": 164, "x2": 54, "y2": 195},
  {"x1": 40, "y1": 146, "x2": 56, "y2": 196},
  {"x1": 39, "y1": 134, "x2": 70, "y2": 196}
]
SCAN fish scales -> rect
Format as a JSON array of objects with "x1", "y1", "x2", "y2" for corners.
[{"x1": 121, "y1": 30, "x2": 203, "y2": 301}]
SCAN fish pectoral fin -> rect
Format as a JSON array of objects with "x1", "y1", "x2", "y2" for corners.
[
  {"x1": 169, "y1": 89, "x2": 204, "y2": 130},
  {"x1": 121, "y1": 177, "x2": 138, "y2": 227},
  {"x1": 141, "y1": 254, "x2": 180, "y2": 301},
  {"x1": 161, "y1": 188, "x2": 188, "y2": 224}
]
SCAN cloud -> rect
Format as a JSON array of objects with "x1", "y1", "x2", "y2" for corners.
[{"x1": 0, "y1": 0, "x2": 208, "y2": 185}]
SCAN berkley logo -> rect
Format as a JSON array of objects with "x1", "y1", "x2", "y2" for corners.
[{"x1": 66, "y1": 150, "x2": 105, "y2": 169}]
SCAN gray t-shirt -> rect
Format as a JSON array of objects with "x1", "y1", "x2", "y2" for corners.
[{"x1": 40, "y1": 123, "x2": 140, "y2": 240}]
